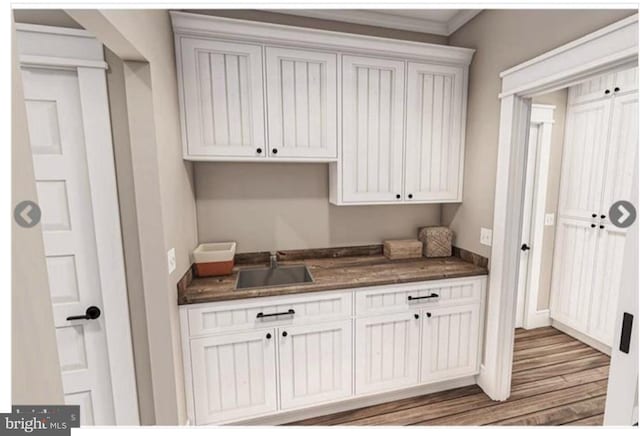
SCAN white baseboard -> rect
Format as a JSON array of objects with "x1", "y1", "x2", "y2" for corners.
[
  {"x1": 231, "y1": 376, "x2": 477, "y2": 425},
  {"x1": 551, "y1": 319, "x2": 612, "y2": 355},
  {"x1": 523, "y1": 309, "x2": 551, "y2": 329}
]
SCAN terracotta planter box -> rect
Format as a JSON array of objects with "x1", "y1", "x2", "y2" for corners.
[{"x1": 193, "y1": 242, "x2": 236, "y2": 277}]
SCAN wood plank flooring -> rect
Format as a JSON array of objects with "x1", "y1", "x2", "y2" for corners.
[{"x1": 290, "y1": 326, "x2": 609, "y2": 426}]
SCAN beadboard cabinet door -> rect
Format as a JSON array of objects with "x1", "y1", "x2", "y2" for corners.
[
  {"x1": 190, "y1": 329, "x2": 277, "y2": 424},
  {"x1": 355, "y1": 312, "x2": 420, "y2": 395},
  {"x1": 265, "y1": 47, "x2": 337, "y2": 159},
  {"x1": 420, "y1": 304, "x2": 480, "y2": 383},
  {"x1": 405, "y1": 62, "x2": 465, "y2": 202},
  {"x1": 341, "y1": 55, "x2": 405, "y2": 203},
  {"x1": 278, "y1": 320, "x2": 352, "y2": 410},
  {"x1": 179, "y1": 38, "x2": 266, "y2": 158},
  {"x1": 556, "y1": 98, "x2": 611, "y2": 221},
  {"x1": 549, "y1": 218, "x2": 599, "y2": 333}
]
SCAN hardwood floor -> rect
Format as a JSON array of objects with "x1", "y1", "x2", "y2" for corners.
[{"x1": 290, "y1": 326, "x2": 609, "y2": 426}]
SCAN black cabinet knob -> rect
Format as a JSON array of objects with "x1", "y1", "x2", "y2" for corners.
[
  {"x1": 272, "y1": 148, "x2": 278, "y2": 155},
  {"x1": 614, "y1": 87, "x2": 621, "y2": 92},
  {"x1": 591, "y1": 224, "x2": 596, "y2": 228},
  {"x1": 601, "y1": 214, "x2": 606, "y2": 219},
  {"x1": 256, "y1": 148, "x2": 262, "y2": 154},
  {"x1": 414, "y1": 314, "x2": 419, "y2": 319},
  {"x1": 592, "y1": 213, "x2": 597, "y2": 218},
  {"x1": 600, "y1": 225, "x2": 605, "y2": 229},
  {"x1": 605, "y1": 89, "x2": 611, "y2": 94},
  {"x1": 282, "y1": 331, "x2": 288, "y2": 337},
  {"x1": 426, "y1": 312, "x2": 432, "y2": 318},
  {"x1": 266, "y1": 333, "x2": 272, "y2": 339},
  {"x1": 408, "y1": 194, "x2": 413, "y2": 199},
  {"x1": 396, "y1": 194, "x2": 401, "y2": 199}
]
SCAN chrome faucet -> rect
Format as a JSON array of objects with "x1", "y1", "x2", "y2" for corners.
[{"x1": 270, "y1": 251, "x2": 278, "y2": 269}]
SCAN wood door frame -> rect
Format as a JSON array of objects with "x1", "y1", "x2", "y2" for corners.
[
  {"x1": 515, "y1": 104, "x2": 555, "y2": 329},
  {"x1": 16, "y1": 23, "x2": 140, "y2": 424},
  {"x1": 482, "y1": 14, "x2": 638, "y2": 401}
]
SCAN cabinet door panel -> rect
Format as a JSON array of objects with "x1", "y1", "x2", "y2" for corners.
[
  {"x1": 613, "y1": 66, "x2": 638, "y2": 94},
  {"x1": 342, "y1": 55, "x2": 405, "y2": 203},
  {"x1": 568, "y1": 72, "x2": 615, "y2": 105},
  {"x1": 420, "y1": 304, "x2": 480, "y2": 382},
  {"x1": 549, "y1": 218, "x2": 599, "y2": 332},
  {"x1": 589, "y1": 226, "x2": 627, "y2": 346},
  {"x1": 266, "y1": 47, "x2": 337, "y2": 158},
  {"x1": 190, "y1": 329, "x2": 277, "y2": 424},
  {"x1": 355, "y1": 312, "x2": 420, "y2": 395},
  {"x1": 180, "y1": 38, "x2": 265, "y2": 157},
  {"x1": 601, "y1": 92, "x2": 638, "y2": 211},
  {"x1": 557, "y1": 99, "x2": 611, "y2": 220},
  {"x1": 405, "y1": 62, "x2": 464, "y2": 201},
  {"x1": 279, "y1": 320, "x2": 352, "y2": 410}
]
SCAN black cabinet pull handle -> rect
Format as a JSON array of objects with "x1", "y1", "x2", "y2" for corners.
[
  {"x1": 67, "y1": 306, "x2": 101, "y2": 321},
  {"x1": 619, "y1": 312, "x2": 633, "y2": 353},
  {"x1": 256, "y1": 148, "x2": 262, "y2": 154},
  {"x1": 266, "y1": 333, "x2": 272, "y2": 339},
  {"x1": 414, "y1": 314, "x2": 419, "y2": 319},
  {"x1": 426, "y1": 312, "x2": 432, "y2": 318},
  {"x1": 256, "y1": 309, "x2": 295, "y2": 319},
  {"x1": 272, "y1": 148, "x2": 278, "y2": 155},
  {"x1": 396, "y1": 194, "x2": 401, "y2": 199},
  {"x1": 605, "y1": 89, "x2": 611, "y2": 94},
  {"x1": 408, "y1": 293, "x2": 439, "y2": 301},
  {"x1": 282, "y1": 331, "x2": 288, "y2": 337}
]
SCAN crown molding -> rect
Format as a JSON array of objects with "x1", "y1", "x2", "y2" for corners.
[{"x1": 270, "y1": 9, "x2": 481, "y2": 36}]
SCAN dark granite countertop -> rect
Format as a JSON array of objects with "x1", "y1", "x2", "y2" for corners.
[{"x1": 178, "y1": 245, "x2": 488, "y2": 305}]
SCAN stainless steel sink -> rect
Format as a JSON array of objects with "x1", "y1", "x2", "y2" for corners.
[{"x1": 235, "y1": 265, "x2": 314, "y2": 290}]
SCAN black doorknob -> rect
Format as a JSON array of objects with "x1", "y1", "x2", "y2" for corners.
[
  {"x1": 521, "y1": 243, "x2": 531, "y2": 251},
  {"x1": 67, "y1": 306, "x2": 101, "y2": 321}
]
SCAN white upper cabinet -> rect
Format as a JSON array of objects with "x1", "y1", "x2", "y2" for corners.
[
  {"x1": 179, "y1": 38, "x2": 266, "y2": 158},
  {"x1": 405, "y1": 62, "x2": 465, "y2": 202},
  {"x1": 342, "y1": 55, "x2": 405, "y2": 203},
  {"x1": 172, "y1": 12, "x2": 474, "y2": 198},
  {"x1": 265, "y1": 47, "x2": 337, "y2": 159}
]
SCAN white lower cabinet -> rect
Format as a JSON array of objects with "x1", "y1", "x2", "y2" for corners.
[
  {"x1": 355, "y1": 312, "x2": 421, "y2": 395},
  {"x1": 181, "y1": 277, "x2": 486, "y2": 424},
  {"x1": 420, "y1": 304, "x2": 481, "y2": 383},
  {"x1": 279, "y1": 320, "x2": 352, "y2": 410},
  {"x1": 190, "y1": 329, "x2": 278, "y2": 424}
]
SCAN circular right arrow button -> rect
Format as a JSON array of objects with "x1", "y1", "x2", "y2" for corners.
[{"x1": 609, "y1": 200, "x2": 636, "y2": 229}]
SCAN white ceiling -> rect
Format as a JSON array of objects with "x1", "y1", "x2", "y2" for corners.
[{"x1": 272, "y1": 9, "x2": 482, "y2": 36}]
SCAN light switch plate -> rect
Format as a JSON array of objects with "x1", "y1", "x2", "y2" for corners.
[
  {"x1": 480, "y1": 228, "x2": 493, "y2": 246},
  {"x1": 545, "y1": 213, "x2": 555, "y2": 226},
  {"x1": 167, "y1": 248, "x2": 176, "y2": 274}
]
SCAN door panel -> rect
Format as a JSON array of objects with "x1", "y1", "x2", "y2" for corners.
[
  {"x1": 180, "y1": 38, "x2": 265, "y2": 157},
  {"x1": 549, "y1": 218, "x2": 599, "y2": 332},
  {"x1": 341, "y1": 55, "x2": 405, "y2": 203},
  {"x1": 557, "y1": 99, "x2": 611, "y2": 220},
  {"x1": 22, "y1": 67, "x2": 115, "y2": 424},
  {"x1": 355, "y1": 312, "x2": 420, "y2": 395},
  {"x1": 265, "y1": 46, "x2": 337, "y2": 158},
  {"x1": 420, "y1": 304, "x2": 480, "y2": 383},
  {"x1": 568, "y1": 72, "x2": 615, "y2": 105},
  {"x1": 190, "y1": 329, "x2": 277, "y2": 424},
  {"x1": 405, "y1": 62, "x2": 464, "y2": 201},
  {"x1": 278, "y1": 320, "x2": 352, "y2": 410}
]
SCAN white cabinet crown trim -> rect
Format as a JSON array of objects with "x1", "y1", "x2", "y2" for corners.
[{"x1": 170, "y1": 12, "x2": 475, "y2": 64}]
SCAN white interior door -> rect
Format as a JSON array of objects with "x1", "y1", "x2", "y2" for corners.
[{"x1": 22, "y1": 67, "x2": 115, "y2": 424}]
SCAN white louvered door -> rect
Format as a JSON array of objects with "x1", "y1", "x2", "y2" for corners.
[
  {"x1": 179, "y1": 38, "x2": 266, "y2": 158},
  {"x1": 420, "y1": 304, "x2": 481, "y2": 383},
  {"x1": 190, "y1": 329, "x2": 277, "y2": 424},
  {"x1": 278, "y1": 320, "x2": 352, "y2": 410},
  {"x1": 341, "y1": 55, "x2": 405, "y2": 203},
  {"x1": 265, "y1": 47, "x2": 337, "y2": 159},
  {"x1": 405, "y1": 62, "x2": 465, "y2": 202},
  {"x1": 355, "y1": 312, "x2": 420, "y2": 395}
]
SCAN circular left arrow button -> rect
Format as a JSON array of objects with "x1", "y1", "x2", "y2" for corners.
[{"x1": 14, "y1": 200, "x2": 41, "y2": 228}]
